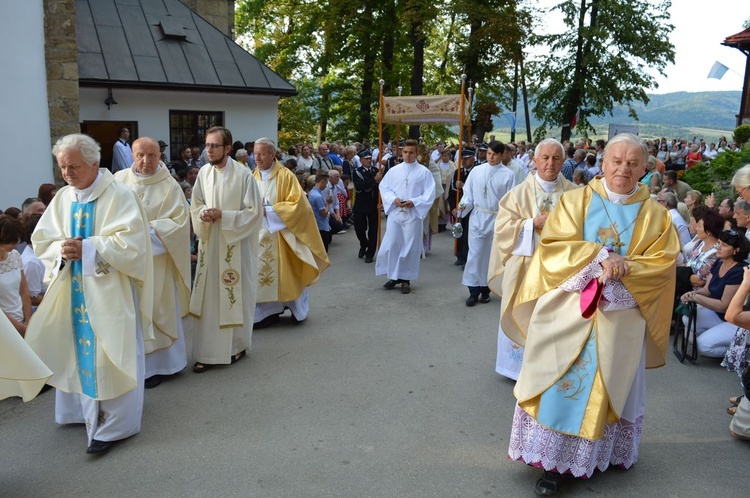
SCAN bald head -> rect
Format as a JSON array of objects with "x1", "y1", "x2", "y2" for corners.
[{"x1": 132, "y1": 137, "x2": 161, "y2": 176}]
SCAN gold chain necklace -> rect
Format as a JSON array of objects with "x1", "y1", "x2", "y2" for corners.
[{"x1": 595, "y1": 193, "x2": 638, "y2": 253}]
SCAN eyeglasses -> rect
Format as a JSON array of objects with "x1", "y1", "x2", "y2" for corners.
[
  {"x1": 204, "y1": 143, "x2": 226, "y2": 150},
  {"x1": 737, "y1": 186, "x2": 749, "y2": 195}
]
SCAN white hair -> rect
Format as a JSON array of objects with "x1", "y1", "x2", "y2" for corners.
[
  {"x1": 255, "y1": 137, "x2": 277, "y2": 155},
  {"x1": 236, "y1": 148, "x2": 248, "y2": 158},
  {"x1": 537, "y1": 138, "x2": 564, "y2": 157},
  {"x1": 732, "y1": 164, "x2": 750, "y2": 189},
  {"x1": 52, "y1": 133, "x2": 101, "y2": 165},
  {"x1": 603, "y1": 133, "x2": 648, "y2": 164}
]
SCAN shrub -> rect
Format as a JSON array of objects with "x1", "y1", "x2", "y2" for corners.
[{"x1": 735, "y1": 124, "x2": 750, "y2": 146}]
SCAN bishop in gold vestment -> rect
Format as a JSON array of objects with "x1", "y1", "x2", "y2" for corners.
[{"x1": 506, "y1": 135, "x2": 679, "y2": 493}]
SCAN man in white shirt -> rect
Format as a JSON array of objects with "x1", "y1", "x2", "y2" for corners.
[{"x1": 657, "y1": 191, "x2": 691, "y2": 248}]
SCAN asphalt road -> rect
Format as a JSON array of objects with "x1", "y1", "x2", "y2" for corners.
[{"x1": 2, "y1": 227, "x2": 749, "y2": 497}]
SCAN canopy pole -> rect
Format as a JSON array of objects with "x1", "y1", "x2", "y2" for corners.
[
  {"x1": 377, "y1": 79, "x2": 385, "y2": 249},
  {"x1": 454, "y1": 74, "x2": 467, "y2": 256}
]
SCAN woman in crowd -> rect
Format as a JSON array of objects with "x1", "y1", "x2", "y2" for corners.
[
  {"x1": 37, "y1": 183, "x2": 57, "y2": 206},
  {"x1": 685, "y1": 190, "x2": 703, "y2": 215},
  {"x1": 686, "y1": 144, "x2": 703, "y2": 169},
  {"x1": 676, "y1": 207, "x2": 723, "y2": 301},
  {"x1": 723, "y1": 266, "x2": 750, "y2": 415},
  {"x1": 681, "y1": 230, "x2": 749, "y2": 358},
  {"x1": 641, "y1": 156, "x2": 662, "y2": 194},
  {"x1": 657, "y1": 142, "x2": 671, "y2": 169},
  {"x1": 20, "y1": 214, "x2": 45, "y2": 310},
  {"x1": 0, "y1": 215, "x2": 31, "y2": 336},
  {"x1": 296, "y1": 145, "x2": 314, "y2": 174},
  {"x1": 342, "y1": 146, "x2": 357, "y2": 177}
]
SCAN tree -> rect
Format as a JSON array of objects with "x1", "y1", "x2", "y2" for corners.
[{"x1": 529, "y1": 0, "x2": 675, "y2": 142}]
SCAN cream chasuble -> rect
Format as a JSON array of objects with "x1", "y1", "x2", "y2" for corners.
[
  {"x1": 26, "y1": 169, "x2": 154, "y2": 401},
  {"x1": 190, "y1": 159, "x2": 262, "y2": 363},
  {"x1": 115, "y1": 165, "x2": 191, "y2": 354},
  {"x1": 253, "y1": 161, "x2": 329, "y2": 304},
  {"x1": 1, "y1": 312, "x2": 52, "y2": 401},
  {"x1": 509, "y1": 178, "x2": 679, "y2": 439}
]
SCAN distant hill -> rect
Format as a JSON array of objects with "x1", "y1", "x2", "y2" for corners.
[{"x1": 491, "y1": 91, "x2": 742, "y2": 141}]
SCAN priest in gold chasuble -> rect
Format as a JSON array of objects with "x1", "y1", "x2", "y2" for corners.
[
  {"x1": 252, "y1": 138, "x2": 329, "y2": 328},
  {"x1": 115, "y1": 138, "x2": 191, "y2": 387},
  {"x1": 190, "y1": 127, "x2": 263, "y2": 373},
  {"x1": 506, "y1": 134, "x2": 680, "y2": 495},
  {"x1": 487, "y1": 139, "x2": 576, "y2": 380}
]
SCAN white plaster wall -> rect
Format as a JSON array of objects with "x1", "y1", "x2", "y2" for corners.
[
  {"x1": 79, "y1": 87, "x2": 279, "y2": 147},
  {"x1": 0, "y1": 0, "x2": 53, "y2": 208}
]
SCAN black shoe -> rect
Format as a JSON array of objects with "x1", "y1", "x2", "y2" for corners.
[
  {"x1": 144, "y1": 375, "x2": 163, "y2": 389},
  {"x1": 401, "y1": 282, "x2": 411, "y2": 294},
  {"x1": 86, "y1": 439, "x2": 114, "y2": 455},
  {"x1": 358, "y1": 248, "x2": 366, "y2": 258},
  {"x1": 454, "y1": 260, "x2": 463, "y2": 266},
  {"x1": 365, "y1": 256, "x2": 373, "y2": 263},
  {"x1": 466, "y1": 296, "x2": 478, "y2": 307},
  {"x1": 479, "y1": 293, "x2": 491, "y2": 304},
  {"x1": 254, "y1": 313, "x2": 280, "y2": 329},
  {"x1": 534, "y1": 471, "x2": 560, "y2": 496},
  {"x1": 290, "y1": 313, "x2": 303, "y2": 325},
  {"x1": 383, "y1": 279, "x2": 398, "y2": 289}
]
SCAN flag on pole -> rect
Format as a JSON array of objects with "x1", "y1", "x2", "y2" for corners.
[
  {"x1": 505, "y1": 112, "x2": 517, "y2": 133},
  {"x1": 707, "y1": 61, "x2": 729, "y2": 80},
  {"x1": 571, "y1": 108, "x2": 580, "y2": 129}
]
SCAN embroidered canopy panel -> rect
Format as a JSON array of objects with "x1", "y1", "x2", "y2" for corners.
[{"x1": 382, "y1": 95, "x2": 470, "y2": 125}]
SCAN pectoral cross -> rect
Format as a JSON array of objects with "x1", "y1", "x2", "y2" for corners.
[
  {"x1": 95, "y1": 261, "x2": 111, "y2": 275},
  {"x1": 611, "y1": 233, "x2": 625, "y2": 252}
]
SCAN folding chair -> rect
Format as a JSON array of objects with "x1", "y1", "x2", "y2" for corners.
[{"x1": 673, "y1": 301, "x2": 698, "y2": 362}]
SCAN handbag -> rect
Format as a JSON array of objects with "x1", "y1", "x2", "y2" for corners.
[{"x1": 673, "y1": 301, "x2": 698, "y2": 362}]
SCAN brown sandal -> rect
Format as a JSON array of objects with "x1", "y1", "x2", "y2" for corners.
[
  {"x1": 231, "y1": 350, "x2": 246, "y2": 364},
  {"x1": 192, "y1": 362, "x2": 211, "y2": 373},
  {"x1": 728, "y1": 405, "x2": 737, "y2": 416},
  {"x1": 730, "y1": 395, "x2": 744, "y2": 407}
]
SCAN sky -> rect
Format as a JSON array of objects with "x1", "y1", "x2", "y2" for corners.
[{"x1": 536, "y1": 0, "x2": 749, "y2": 94}]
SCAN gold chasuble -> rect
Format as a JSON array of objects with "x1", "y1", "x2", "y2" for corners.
[
  {"x1": 253, "y1": 161, "x2": 329, "y2": 303},
  {"x1": 115, "y1": 165, "x2": 191, "y2": 354},
  {"x1": 487, "y1": 173, "x2": 576, "y2": 345},
  {"x1": 510, "y1": 178, "x2": 679, "y2": 440},
  {"x1": 26, "y1": 169, "x2": 154, "y2": 401}
]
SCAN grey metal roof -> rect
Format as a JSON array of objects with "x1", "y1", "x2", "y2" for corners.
[{"x1": 75, "y1": 0, "x2": 296, "y2": 96}]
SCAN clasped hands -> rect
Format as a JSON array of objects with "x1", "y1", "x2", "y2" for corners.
[
  {"x1": 61, "y1": 236, "x2": 83, "y2": 261},
  {"x1": 200, "y1": 208, "x2": 222, "y2": 223},
  {"x1": 599, "y1": 253, "x2": 631, "y2": 282},
  {"x1": 395, "y1": 198, "x2": 414, "y2": 209}
]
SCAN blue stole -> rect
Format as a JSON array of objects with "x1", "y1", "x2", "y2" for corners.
[
  {"x1": 535, "y1": 190, "x2": 641, "y2": 435},
  {"x1": 71, "y1": 201, "x2": 97, "y2": 398}
]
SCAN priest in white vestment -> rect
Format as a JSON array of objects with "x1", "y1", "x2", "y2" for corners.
[
  {"x1": 26, "y1": 133, "x2": 153, "y2": 455},
  {"x1": 252, "y1": 138, "x2": 330, "y2": 328},
  {"x1": 190, "y1": 127, "x2": 263, "y2": 372},
  {"x1": 458, "y1": 141, "x2": 516, "y2": 306},
  {"x1": 487, "y1": 139, "x2": 576, "y2": 380},
  {"x1": 115, "y1": 138, "x2": 191, "y2": 387},
  {"x1": 376, "y1": 139, "x2": 435, "y2": 294}
]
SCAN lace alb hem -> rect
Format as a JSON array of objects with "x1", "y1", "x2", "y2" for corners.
[
  {"x1": 508, "y1": 405, "x2": 642, "y2": 478},
  {"x1": 559, "y1": 248, "x2": 608, "y2": 292}
]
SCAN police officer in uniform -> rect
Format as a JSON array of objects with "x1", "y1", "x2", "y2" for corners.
[
  {"x1": 476, "y1": 142, "x2": 488, "y2": 165},
  {"x1": 352, "y1": 150, "x2": 383, "y2": 263}
]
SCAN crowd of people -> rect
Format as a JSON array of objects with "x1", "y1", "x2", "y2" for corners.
[{"x1": 1, "y1": 126, "x2": 749, "y2": 497}]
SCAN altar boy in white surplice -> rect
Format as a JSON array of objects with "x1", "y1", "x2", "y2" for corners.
[
  {"x1": 376, "y1": 139, "x2": 435, "y2": 295},
  {"x1": 26, "y1": 133, "x2": 153, "y2": 455}
]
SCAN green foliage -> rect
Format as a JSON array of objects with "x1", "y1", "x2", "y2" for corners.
[
  {"x1": 681, "y1": 163, "x2": 714, "y2": 195},
  {"x1": 529, "y1": 0, "x2": 675, "y2": 139},
  {"x1": 734, "y1": 124, "x2": 750, "y2": 146}
]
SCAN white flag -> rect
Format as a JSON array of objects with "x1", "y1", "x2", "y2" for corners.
[{"x1": 707, "y1": 61, "x2": 729, "y2": 80}]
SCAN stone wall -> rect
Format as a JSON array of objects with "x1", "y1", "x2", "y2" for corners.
[
  {"x1": 44, "y1": 0, "x2": 79, "y2": 182},
  {"x1": 183, "y1": 0, "x2": 235, "y2": 39}
]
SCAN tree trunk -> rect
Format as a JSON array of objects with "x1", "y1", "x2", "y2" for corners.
[
  {"x1": 562, "y1": 0, "x2": 598, "y2": 142},
  {"x1": 358, "y1": 43, "x2": 377, "y2": 141},
  {"x1": 520, "y1": 57, "x2": 531, "y2": 143},
  {"x1": 511, "y1": 58, "x2": 519, "y2": 143},
  {"x1": 409, "y1": 16, "x2": 425, "y2": 140}
]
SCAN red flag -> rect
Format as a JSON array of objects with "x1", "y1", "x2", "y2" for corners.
[{"x1": 571, "y1": 108, "x2": 580, "y2": 129}]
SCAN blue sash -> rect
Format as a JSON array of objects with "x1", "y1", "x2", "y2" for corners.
[{"x1": 70, "y1": 201, "x2": 97, "y2": 398}]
